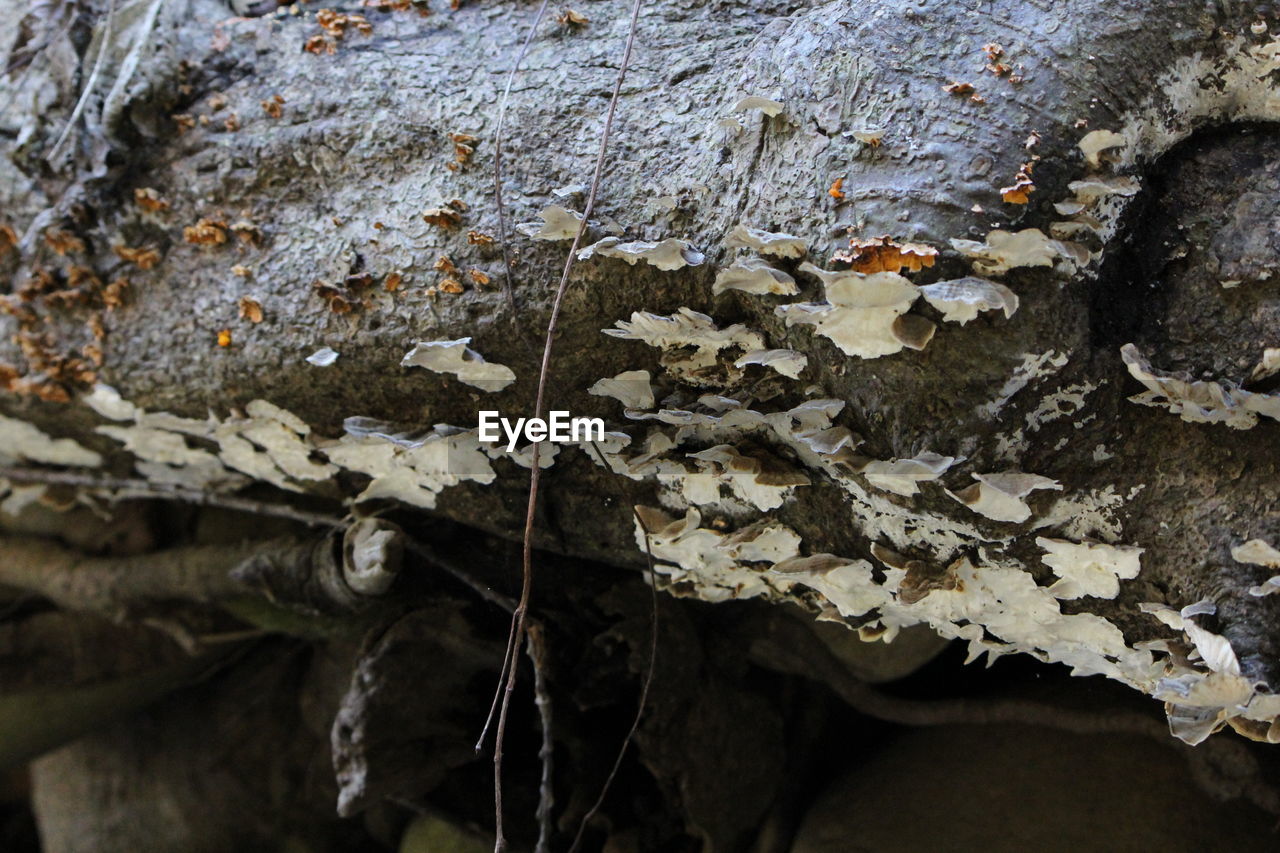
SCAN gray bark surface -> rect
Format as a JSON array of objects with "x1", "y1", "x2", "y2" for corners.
[{"x1": 4, "y1": 0, "x2": 1280, "y2": 849}]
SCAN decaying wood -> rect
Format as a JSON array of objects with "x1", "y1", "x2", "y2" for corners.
[{"x1": 4, "y1": 0, "x2": 1280, "y2": 848}]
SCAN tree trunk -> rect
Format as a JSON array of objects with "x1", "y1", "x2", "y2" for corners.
[{"x1": 4, "y1": 0, "x2": 1280, "y2": 849}]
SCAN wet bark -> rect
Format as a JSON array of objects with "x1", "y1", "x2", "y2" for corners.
[{"x1": 4, "y1": 0, "x2": 1280, "y2": 849}]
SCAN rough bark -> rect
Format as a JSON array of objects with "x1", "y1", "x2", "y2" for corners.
[{"x1": 4, "y1": 0, "x2": 1280, "y2": 848}]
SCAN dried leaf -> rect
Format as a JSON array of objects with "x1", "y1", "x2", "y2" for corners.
[
  {"x1": 239, "y1": 297, "x2": 264, "y2": 323},
  {"x1": 134, "y1": 188, "x2": 170, "y2": 213},
  {"x1": 556, "y1": 7, "x2": 588, "y2": 25},
  {"x1": 832, "y1": 235, "x2": 937, "y2": 274},
  {"x1": 114, "y1": 245, "x2": 160, "y2": 270},
  {"x1": 184, "y1": 219, "x2": 228, "y2": 246},
  {"x1": 44, "y1": 229, "x2": 85, "y2": 256},
  {"x1": 423, "y1": 207, "x2": 461, "y2": 230}
]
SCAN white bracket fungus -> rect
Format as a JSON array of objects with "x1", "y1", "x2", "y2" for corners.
[
  {"x1": 578, "y1": 237, "x2": 705, "y2": 270},
  {"x1": 327, "y1": 423, "x2": 496, "y2": 509},
  {"x1": 1249, "y1": 578, "x2": 1280, "y2": 597},
  {"x1": 401, "y1": 338, "x2": 517, "y2": 392},
  {"x1": 775, "y1": 262, "x2": 932, "y2": 359},
  {"x1": 730, "y1": 96, "x2": 785, "y2": 117},
  {"x1": 1250, "y1": 349, "x2": 1280, "y2": 382},
  {"x1": 1079, "y1": 129, "x2": 1127, "y2": 168},
  {"x1": 516, "y1": 205, "x2": 586, "y2": 241},
  {"x1": 603, "y1": 308, "x2": 765, "y2": 377},
  {"x1": 723, "y1": 225, "x2": 807, "y2": 259},
  {"x1": 949, "y1": 229, "x2": 1087, "y2": 275},
  {"x1": 1233, "y1": 539, "x2": 1280, "y2": 567},
  {"x1": 588, "y1": 370, "x2": 656, "y2": 410},
  {"x1": 483, "y1": 441, "x2": 560, "y2": 470},
  {"x1": 632, "y1": 506, "x2": 802, "y2": 603},
  {"x1": 1136, "y1": 600, "x2": 1280, "y2": 744},
  {"x1": 946, "y1": 471, "x2": 1063, "y2": 523},
  {"x1": 215, "y1": 401, "x2": 338, "y2": 489},
  {"x1": 686, "y1": 444, "x2": 810, "y2": 511},
  {"x1": 1121, "y1": 344, "x2": 1280, "y2": 429},
  {"x1": 1234, "y1": 540, "x2": 1280, "y2": 596},
  {"x1": 918, "y1": 278, "x2": 1018, "y2": 324},
  {"x1": 306, "y1": 347, "x2": 340, "y2": 366},
  {"x1": 733, "y1": 349, "x2": 807, "y2": 379},
  {"x1": 0, "y1": 416, "x2": 102, "y2": 467},
  {"x1": 720, "y1": 519, "x2": 804, "y2": 563},
  {"x1": 97, "y1": 424, "x2": 235, "y2": 489},
  {"x1": 861, "y1": 452, "x2": 957, "y2": 497},
  {"x1": 1066, "y1": 177, "x2": 1140, "y2": 203},
  {"x1": 712, "y1": 257, "x2": 798, "y2": 296},
  {"x1": 1036, "y1": 537, "x2": 1143, "y2": 599},
  {"x1": 83, "y1": 384, "x2": 141, "y2": 421}
]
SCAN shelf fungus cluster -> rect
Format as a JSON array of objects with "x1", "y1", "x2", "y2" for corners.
[
  {"x1": 949, "y1": 228, "x2": 1089, "y2": 276},
  {"x1": 1121, "y1": 344, "x2": 1280, "y2": 429},
  {"x1": 631, "y1": 493, "x2": 1280, "y2": 746},
  {"x1": 551, "y1": 205, "x2": 1280, "y2": 747},
  {"x1": 776, "y1": 262, "x2": 935, "y2": 359},
  {"x1": 604, "y1": 308, "x2": 765, "y2": 382},
  {"x1": 20, "y1": 368, "x2": 1280, "y2": 746}
]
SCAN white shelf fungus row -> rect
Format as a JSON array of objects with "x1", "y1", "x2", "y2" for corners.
[
  {"x1": 636, "y1": 500, "x2": 1276, "y2": 745},
  {"x1": 579, "y1": 237, "x2": 705, "y2": 270},
  {"x1": 1036, "y1": 537, "x2": 1144, "y2": 600},
  {"x1": 604, "y1": 308, "x2": 764, "y2": 378},
  {"x1": 1121, "y1": 344, "x2": 1280, "y2": 429},
  {"x1": 950, "y1": 229, "x2": 1089, "y2": 276},
  {"x1": 0, "y1": 415, "x2": 103, "y2": 468}
]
